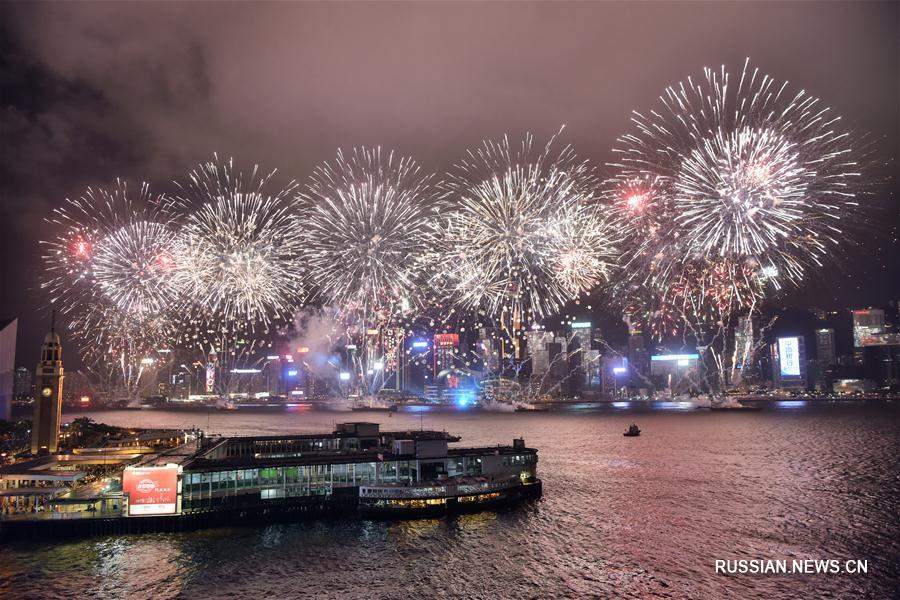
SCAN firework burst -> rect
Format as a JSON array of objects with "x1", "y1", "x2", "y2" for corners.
[
  {"x1": 41, "y1": 181, "x2": 179, "y2": 396},
  {"x1": 611, "y1": 59, "x2": 861, "y2": 333},
  {"x1": 438, "y1": 131, "x2": 620, "y2": 322},
  {"x1": 297, "y1": 147, "x2": 442, "y2": 324},
  {"x1": 172, "y1": 156, "x2": 305, "y2": 339},
  {"x1": 42, "y1": 180, "x2": 180, "y2": 318}
]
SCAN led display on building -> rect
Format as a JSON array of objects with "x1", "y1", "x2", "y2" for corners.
[
  {"x1": 778, "y1": 337, "x2": 801, "y2": 376},
  {"x1": 123, "y1": 465, "x2": 179, "y2": 516},
  {"x1": 434, "y1": 334, "x2": 459, "y2": 347},
  {"x1": 205, "y1": 363, "x2": 215, "y2": 393},
  {"x1": 852, "y1": 309, "x2": 886, "y2": 347}
]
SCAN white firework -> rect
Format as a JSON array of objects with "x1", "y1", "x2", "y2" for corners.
[
  {"x1": 42, "y1": 180, "x2": 180, "y2": 318},
  {"x1": 610, "y1": 59, "x2": 861, "y2": 300},
  {"x1": 297, "y1": 146, "x2": 442, "y2": 323},
  {"x1": 439, "y1": 130, "x2": 620, "y2": 321},
  {"x1": 172, "y1": 156, "x2": 305, "y2": 332}
]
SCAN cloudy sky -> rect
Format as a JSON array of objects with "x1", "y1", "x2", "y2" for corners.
[{"x1": 1, "y1": 1, "x2": 897, "y2": 366}]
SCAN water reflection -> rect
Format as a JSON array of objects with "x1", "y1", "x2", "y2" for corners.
[
  {"x1": 1, "y1": 403, "x2": 897, "y2": 600},
  {"x1": 388, "y1": 518, "x2": 442, "y2": 541},
  {"x1": 455, "y1": 511, "x2": 497, "y2": 532},
  {"x1": 91, "y1": 537, "x2": 186, "y2": 598},
  {"x1": 775, "y1": 400, "x2": 809, "y2": 409}
]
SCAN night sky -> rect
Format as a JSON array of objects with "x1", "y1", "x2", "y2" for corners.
[{"x1": 1, "y1": 1, "x2": 897, "y2": 368}]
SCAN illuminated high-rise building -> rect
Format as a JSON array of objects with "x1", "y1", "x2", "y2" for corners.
[
  {"x1": 627, "y1": 331, "x2": 649, "y2": 379},
  {"x1": 526, "y1": 330, "x2": 555, "y2": 377},
  {"x1": 771, "y1": 336, "x2": 808, "y2": 391},
  {"x1": 815, "y1": 328, "x2": 837, "y2": 367},
  {"x1": 813, "y1": 328, "x2": 837, "y2": 391},
  {"x1": 477, "y1": 327, "x2": 500, "y2": 375},
  {"x1": 732, "y1": 315, "x2": 755, "y2": 374},
  {"x1": 852, "y1": 309, "x2": 885, "y2": 347},
  {"x1": 568, "y1": 322, "x2": 601, "y2": 393},
  {"x1": 0, "y1": 318, "x2": 16, "y2": 420},
  {"x1": 433, "y1": 333, "x2": 459, "y2": 378},
  {"x1": 13, "y1": 366, "x2": 31, "y2": 398}
]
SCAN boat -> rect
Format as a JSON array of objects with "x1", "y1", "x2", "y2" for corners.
[
  {"x1": 710, "y1": 399, "x2": 762, "y2": 411},
  {"x1": 350, "y1": 396, "x2": 396, "y2": 412},
  {"x1": 623, "y1": 424, "x2": 641, "y2": 437},
  {"x1": 515, "y1": 404, "x2": 549, "y2": 412},
  {"x1": 214, "y1": 398, "x2": 237, "y2": 411}
]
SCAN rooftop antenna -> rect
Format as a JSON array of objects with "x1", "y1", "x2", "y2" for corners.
[{"x1": 50, "y1": 309, "x2": 56, "y2": 334}]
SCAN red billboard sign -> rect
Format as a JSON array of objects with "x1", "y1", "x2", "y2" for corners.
[
  {"x1": 123, "y1": 466, "x2": 178, "y2": 516},
  {"x1": 434, "y1": 333, "x2": 459, "y2": 348}
]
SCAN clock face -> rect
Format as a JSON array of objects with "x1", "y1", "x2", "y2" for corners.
[{"x1": 41, "y1": 387, "x2": 53, "y2": 398}]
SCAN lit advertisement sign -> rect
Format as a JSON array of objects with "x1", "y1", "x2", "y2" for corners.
[
  {"x1": 571, "y1": 321, "x2": 592, "y2": 329},
  {"x1": 434, "y1": 333, "x2": 459, "y2": 347},
  {"x1": 859, "y1": 332, "x2": 900, "y2": 347},
  {"x1": 123, "y1": 466, "x2": 178, "y2": 516},
  {"x1": 205, "y1": 363, "x2": 215, "y2": 393},
  {"x1": 778, "y1": 337, "x2": 800, "y2": 376},
  {"x1": 650, "y1": 354, "x2": 699, "y2": 362}
]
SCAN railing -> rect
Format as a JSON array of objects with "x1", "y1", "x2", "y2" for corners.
[
  {"x1": 360, "y1": 477, "x2": 520, "y2": 499},
  {"x1": 0, "y1": 509, "x2": 123, "y2": 521}
]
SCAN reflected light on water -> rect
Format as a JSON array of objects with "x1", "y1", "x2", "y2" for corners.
[
  {"x1": 2, "y1": 404, "x2": 897, "y2": 600},
  {"x1": 92, "y1": 537, "x2": 186, "y2": 597},
  {"x1": 455, "y1": 511, "x2": 498, "y2": 531},
  {"x1": 776, "y1": 400, "x2": 808, "y2": 409},
  {"x1": 388, "y1": 518, "x2": 442, "y2": 540}
]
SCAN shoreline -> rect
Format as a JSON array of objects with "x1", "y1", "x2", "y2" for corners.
[{"x1": 7, "y1": 395, "x2": 896, "y2": 419}]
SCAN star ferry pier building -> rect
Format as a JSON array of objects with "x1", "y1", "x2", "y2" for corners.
[
  {"x1": 1, "y1": 422, "x2": 541, "y2": 538},
  {"x1": 173, "y1": 422, "x2": 541, "y2": 519}
]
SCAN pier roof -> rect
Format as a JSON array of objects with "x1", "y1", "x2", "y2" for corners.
[
  {"x1": 123, "y1": 425, "x2": 532, "y2": 474},
  {"x1": 176, "y1": 444, "x2": 536, "y2": 473}
]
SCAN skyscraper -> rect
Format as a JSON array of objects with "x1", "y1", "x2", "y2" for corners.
[
  {"x1": 31, "y1": 321, "x2": 64, "y2": 454},
  {"x1": 815, "y1": 328, "x2": 837, "y2": 367},
  {"x1": 852, "y1": 309, "x2": 886, "y2": 347},
  {"x1": 477, "y1": 327, "x2": 500, "y2": 375},
  {"x1": 568, "y1": 322, "x2": 597, "y2": 394},
  {"x1": 627, "y1": 331, "x2": 649, "y2": 380},
  {"x1": 526, "y1": 330, "x2": 555, "y2": 377},
  {"x1": 771, "y1": 336, "x2": 808, "y2": 391},
  {"x1": 433, "y1": 333, "x2": 459, "y2": 378},
  {"x1": 0, "y1": 318, "x2": 16, "y2": 420},
  {"x1": 732, "y1": 315, "x2": 755, "y2": 372},
  {"x1": 13, "y1": 366, "x2": 31, "y2": 398},
  {"x1": 814, "y1": 328, "x2": 837, "y2": 391}
]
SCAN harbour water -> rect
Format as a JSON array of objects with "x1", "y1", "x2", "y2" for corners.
[{"x1": 2, "y1": 402, "x2": 898, "y2": 599}]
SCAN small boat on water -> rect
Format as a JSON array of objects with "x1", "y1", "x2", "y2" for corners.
[{"x1": 623, "y1": 423, "x2": 641, "y2": 437}]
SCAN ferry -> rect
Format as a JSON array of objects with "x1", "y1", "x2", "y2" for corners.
[{"x1": 710, "y1": 399, "x2": 763, "y2": 411}]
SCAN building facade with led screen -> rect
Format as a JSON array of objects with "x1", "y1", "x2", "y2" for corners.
[{"x1": 771, "y1": 336, "x2": 808, "y2": 390}]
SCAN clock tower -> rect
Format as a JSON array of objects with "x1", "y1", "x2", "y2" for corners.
[{"x1": 31, "y1": 317, "x2": 64, "y2": 455}]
